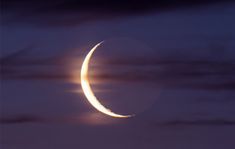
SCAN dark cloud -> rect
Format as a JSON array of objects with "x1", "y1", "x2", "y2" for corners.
[
  {"x1": 3, "y1": 0, "x2": 233, "y2": 13},
  {"x1": 0, "y1": 115, "x2": 75, "y2": 124},
  {"x1": 2, "y1": 0, "x2": 230, "y2": 13},
  {"x1": 2, "y1": 0, "x2": 234, "y2": 26},
  {"x1": 2, "y1": 115, "x2": 235, "y2": 126},
  {"x1": 0, "y1": 115, "x2": 44, "y2": 124}
]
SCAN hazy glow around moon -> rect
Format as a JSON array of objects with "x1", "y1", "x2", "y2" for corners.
[{"x1": 80, "y1": 41, "x2": 133, "y2": 118}]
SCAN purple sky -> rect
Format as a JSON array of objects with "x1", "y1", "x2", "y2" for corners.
[{"x1": 1, "y1": 1, "x2": 235, "y2": 149}]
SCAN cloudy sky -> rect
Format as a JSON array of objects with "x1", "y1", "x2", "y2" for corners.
[{"x1": 1, "y1": 0, "x2": 235, "y2": 149}]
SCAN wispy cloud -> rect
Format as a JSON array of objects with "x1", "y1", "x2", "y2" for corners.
[
  {"x1": 1, "y1": 47, "x2": 235, "y2": 90},
  {"x1": 0, "y1": 115, "x2": 44, "y2": 124},
  {"x1": 156, "y1": 119, "x2": 235, "y2": 126},
  {"x1": 2, "y1": 115, "x2": 235, "y2": 126}
]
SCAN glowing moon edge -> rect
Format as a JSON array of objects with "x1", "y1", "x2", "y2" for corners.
[{"x1": 80, "y1": 41, "x2": 134, "y2": 118}]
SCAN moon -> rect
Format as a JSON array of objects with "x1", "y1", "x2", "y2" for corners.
[{"x1": 80, "y1": 41, "x2": 133, "y2": 118}]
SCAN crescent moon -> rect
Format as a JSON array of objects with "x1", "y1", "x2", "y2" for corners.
[{"x1": 80, "y1": 41, "x2": 133, "y2": 118}]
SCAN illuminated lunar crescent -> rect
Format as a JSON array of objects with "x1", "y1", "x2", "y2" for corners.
[{"x1": 80, "y1": 41, "x2": 133, "y2": 118}]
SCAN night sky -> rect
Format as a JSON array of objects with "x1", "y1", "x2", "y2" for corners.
[{"x1": 1, "y1": 0, "x2": 235, "y2": 149}]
